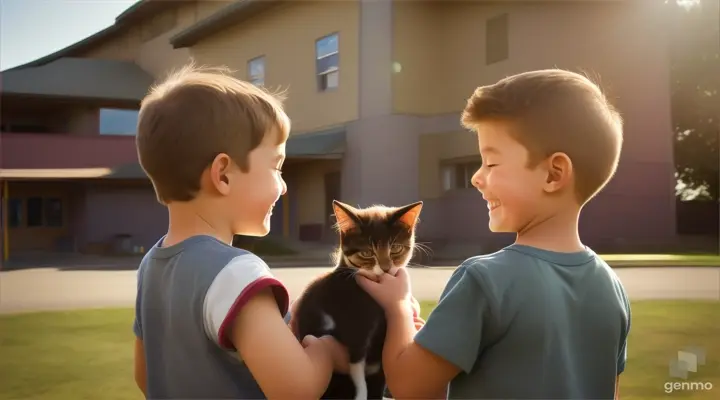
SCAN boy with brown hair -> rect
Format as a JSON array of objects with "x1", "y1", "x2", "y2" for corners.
[
  {"x1": 358, "y1": 69, "x2": 631, "y2": 399},
  {"x1": 132, "y1": 64, "x2": 348, "y2": 399}
]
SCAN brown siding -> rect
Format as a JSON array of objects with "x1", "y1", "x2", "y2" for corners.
[{"x1": 189, "y1": 1, "x2": 360, "y2": 134}]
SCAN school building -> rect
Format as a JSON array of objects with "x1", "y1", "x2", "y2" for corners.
[{"x1": 0, "y1": 0, "x2": 680, "y2": 259}]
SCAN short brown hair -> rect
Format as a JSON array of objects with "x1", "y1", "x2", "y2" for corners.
[
  {"x1": 137, "y1": 63, "x2": 290, "y2": 204},
  {"x1": 461, "y1": 69, "x2": 623, "y2": 204}
]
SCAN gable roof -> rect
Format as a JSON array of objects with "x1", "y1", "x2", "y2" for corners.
[
  {"x1": 1, "y1": 57, "x2": 154, "y2": 101},
  {"x1": 170, "y1": 0, "x2": 280, "y2": 49},
  {"x1": 4, "y1": 0, "x2": 179, "y2": 71}
]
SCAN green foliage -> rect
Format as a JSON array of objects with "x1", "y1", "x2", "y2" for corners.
[{"x1": 667, "y1": 0, "x2": 720, "y2": 200}]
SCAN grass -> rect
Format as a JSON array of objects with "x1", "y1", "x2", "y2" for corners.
[{"x1": 1, "y1": 301, "x2": 718, "y2": 400}]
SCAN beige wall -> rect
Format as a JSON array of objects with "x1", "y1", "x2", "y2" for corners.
[
  {"x1": 80, "y1": 27, "x2": 142, "y2": 62},
  {"x1": 78, "y1": 1, "x2": 211, "y2": 78},
  {"x1": 291, "y1": 160, "x2": 341, "y2": 226},
  {"x1": 135, "y1": 3, "x2": 197, "y2": 78},
  {"x1": 189, "y1": 1, "x2": 360, "y2": 134},
  {"x1": 393, "y1": 0, "x2": 659, "y2": 115},
  {"x1": 392, "y1": 1, "x2": 444, "y2": 115}
]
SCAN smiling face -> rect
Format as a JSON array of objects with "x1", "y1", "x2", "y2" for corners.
[
  {"x1": 332, "y1": 201, "x2": 423, "y2": 281},
  {"x1": 470, "y1": 121, "x2": 549, "y2": 233},
  {"x1": 217, "y1": 129, "x2": 287, "y2": 236}
]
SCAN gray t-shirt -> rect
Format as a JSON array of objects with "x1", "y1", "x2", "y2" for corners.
[
  {"x1": 133, "y1": 235, "x2": 289, "y2": 399},
  {"x1": 415, "y1": 244, "x2": 631, "y2": 400}
]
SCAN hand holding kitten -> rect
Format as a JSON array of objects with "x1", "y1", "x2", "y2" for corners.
[{"x1": 356, "y1": 267, "x2": 413, "y2": 316}]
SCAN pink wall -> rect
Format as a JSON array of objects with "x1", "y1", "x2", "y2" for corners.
[{"x1": 1, "y1": 133, "x2": 137, "y2": 169}]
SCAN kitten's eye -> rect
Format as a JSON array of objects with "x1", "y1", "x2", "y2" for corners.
[
  {"x1": 390, "y1": 244, "x2": 404, "y2": 254},
  {"x1": 358, "y1": 250, "x2": 374, "y2": 259}
]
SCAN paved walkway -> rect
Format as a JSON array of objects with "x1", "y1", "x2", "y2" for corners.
[{"x1": 0, "y1": 267, "x2": 718, "y2": 314}]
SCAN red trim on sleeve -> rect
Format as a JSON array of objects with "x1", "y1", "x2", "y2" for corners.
[{"x1": 217, "y1": 277, "x2": 290, "y2": 349}]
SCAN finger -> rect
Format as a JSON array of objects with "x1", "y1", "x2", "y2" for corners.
[
  {"x1": 301, "y1": 334, "x2": 319, "y2": 348},
  {"x1": 394, "y1": 266, "x2": 409, "y2": 279},
  {"x1": 355, "y1": 274, "x2": 380, "y2": 289}
]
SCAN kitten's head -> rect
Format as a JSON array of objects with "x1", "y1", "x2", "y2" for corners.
[{"x1": 332, "y1": 200, "x2": 423, "y2": 281}]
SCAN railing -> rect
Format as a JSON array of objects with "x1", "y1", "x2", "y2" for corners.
[{"x1": 0, "y1": 132, "x2": 138, "y2": 169}]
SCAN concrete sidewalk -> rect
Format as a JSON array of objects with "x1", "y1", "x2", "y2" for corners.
[{"x1": 1, "y1": 266, "x2": 718, "y2": 315}]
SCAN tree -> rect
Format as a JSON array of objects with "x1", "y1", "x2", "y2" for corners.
[{"x1": 667, "y1": 0, "x2": 720, "y2": 201}]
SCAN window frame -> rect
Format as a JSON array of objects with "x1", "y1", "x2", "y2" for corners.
[
  {"x1": 440, "y1": 159, "x2": 483, "y2": 192},
  {"x1": 248, "y1": 55, "x2": 266, "y2": 86},
  {"x1": 315, "y1": 32, "x2": 340, "y2": 92}
]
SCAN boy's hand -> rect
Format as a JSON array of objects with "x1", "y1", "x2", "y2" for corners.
[
  {"x1": 302, "y1": 334, "x2": 350, "y2": 374},
  {"x1": 356, "y1": 267, "x2": 412, "y2": 314}
]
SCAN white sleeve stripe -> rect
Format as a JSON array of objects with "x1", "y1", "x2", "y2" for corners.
[{"x1": 203, "y1": 254, "x2": 276, "y2": 344}]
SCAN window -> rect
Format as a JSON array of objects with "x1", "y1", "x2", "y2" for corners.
[
  {"x1": 99, "y1": 108, "x2": 139, "y2": 136},
  {"x1": 248, "y1": 56, "x2": 266, "y2": 86},
  {"x1": 26, "y1": 197, "x2": 43, "y2": 227},
  {"x1": 441, "y1": 160, "x2": 482, "y2": 191},
  {"x1": 316, "y1": 33, "x2": 339, "y2": 91},
  {"x1": 8, "y1": 198, "x2": 22, "y2": 228},
  {"x1": 44, "y1": 198, "x2": 63, "y2": 227},
  {"x1": 486, "y1": 13, "x2": 509, "y2": 65}
]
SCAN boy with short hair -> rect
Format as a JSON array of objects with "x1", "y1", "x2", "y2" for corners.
[
  {"x1": 132, "y1": 64, "x2": 347, "y2": 399},
  {"x1": 359, "y1": 69, "x2": 631, "y2": 399}
]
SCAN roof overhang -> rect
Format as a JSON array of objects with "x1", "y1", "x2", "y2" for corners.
[
  {"x1": 0, "y1": 57, "x2": 154, "y2": 102},
  {"x1": 170, "y1": 0, "x2": 282, "y2": 49},
  {"x1": 286, "y1": 126, "x2": 346, "y2": 160},
  {"x1": 0, "y1": 164, "x2": 149, "y2": 180},
  {"x1": 4, "y1": 0, "x2": 177, "y2": 71}
]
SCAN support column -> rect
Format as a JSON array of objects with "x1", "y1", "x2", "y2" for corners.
[{"x1": 342, "y1": 0, "x2": 421, "y2": 208}]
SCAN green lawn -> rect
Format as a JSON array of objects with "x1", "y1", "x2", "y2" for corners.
[{"x1": 1, "y1": 301, "x2": 718, "y2": 400}]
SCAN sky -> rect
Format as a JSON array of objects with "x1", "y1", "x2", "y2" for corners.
[{"x1": 0, "y1": 0, "x2": 139, "y2": 70}]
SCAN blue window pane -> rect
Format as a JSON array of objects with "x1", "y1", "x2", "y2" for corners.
[
  {"x1": 99, "y1": 108, "x2": 139, "y2": 135},
  {"x1": 249, "y1": 57, "x2": 264, "y2": 77},
  {"x1": 316, "y1": 34, "x2": 338, "y2": 58},
  {"x1": 316, "y1": 52, "x2": 339, "y2": 74}
]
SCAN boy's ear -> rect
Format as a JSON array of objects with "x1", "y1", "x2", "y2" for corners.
[
  {"x1": 543, "y1": 152, "x2": 573, "y2": 194},
  {"x1": 208, "y1": 153, "x2": 233, "y2": 195},
  {"x1": 332, "y1": 200, "x2": 360, "y2": 233},
  {"x1": 391, "y1": 201, "x2": 423, "y2": 229}
]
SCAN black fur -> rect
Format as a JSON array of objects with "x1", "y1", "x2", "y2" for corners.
[{"x1": 292, "y1": 200, "x2": 423, "y2": 400}]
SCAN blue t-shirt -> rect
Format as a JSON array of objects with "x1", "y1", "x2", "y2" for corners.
[
  {"x1": 133, "y1": 235, "x2": 289, "y2": 399},
  {"x1": 415, "y1": 244, "x2": 631, "y2": 399}
]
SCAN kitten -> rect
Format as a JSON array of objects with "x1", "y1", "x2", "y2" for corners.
[{"x1": 292, "y1": 200, "x2": 423, "y2": 400}]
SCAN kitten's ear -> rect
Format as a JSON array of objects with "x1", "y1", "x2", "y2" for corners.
[
  {"x1": 332, "y1": 200, "x2": 360, "y2": 233},
  {"x1": 392, "y1": 201, "x2": 423, "y2": 229}
]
